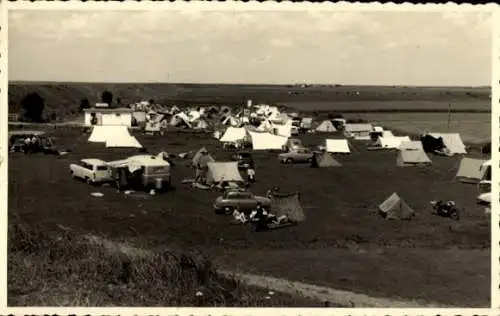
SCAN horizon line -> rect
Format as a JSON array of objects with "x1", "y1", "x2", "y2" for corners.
[{"x1": 8, "y1": 80, "x2": 492, "y2": 89}]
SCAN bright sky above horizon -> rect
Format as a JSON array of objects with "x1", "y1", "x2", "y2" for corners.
[{"x1": 8, "y1": 10, "x2": 493, "y2": 86}]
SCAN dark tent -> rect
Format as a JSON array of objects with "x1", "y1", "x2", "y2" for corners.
[{"x1": 420, "y1": 134, "x2": 446, "y2": 153}]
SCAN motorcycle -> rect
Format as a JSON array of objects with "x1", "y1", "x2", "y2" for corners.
[{"x1": 430, "y1": 200, "x2": 461, "y2": 220}]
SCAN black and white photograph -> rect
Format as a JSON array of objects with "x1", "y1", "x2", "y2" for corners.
[{"x1": 4, "y1": 3, "x2": 494, "y2": 309}]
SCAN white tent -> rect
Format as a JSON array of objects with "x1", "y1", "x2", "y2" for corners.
[
  {"x1": 272, "y1": 121, "x2": 293, "y2": 137},
  {"x1": 249, "y1": 131, "x2": 288, "y2": 150},
  {"x1": 429, "y1": 133, "x2": 467, "y2": 155},
  {"x1": 399, "y1": 140, "x2": 424, "y2": 151},
  {"x1": 455, "y1": 157, "x2": 488, "y2": 183},
  {"x1": 206, "y1": 162, "x2": 244, "y2": 184},
  {"x1": 396, "y1": 141, "x2": 432, "y2": 166},
  {"x1": 88, "y1": 125, "x2": 143, "y2": 148},
  {"x1": 325, "y1": 139, "x2": 350, "y2": 153},
  {"x1": 220, "y1": 127, "x2": 248, "y2": 143},
  {"x1": 315, "y1": 120, "x2": 337, "y2": 132},
  {"x1": 375, "y1": 136, "x2": 411, "y2": 149}
]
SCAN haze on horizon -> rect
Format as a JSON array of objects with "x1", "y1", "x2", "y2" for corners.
[{"x1": 8, "y1": 10, "x2": 493, "y2": 87}]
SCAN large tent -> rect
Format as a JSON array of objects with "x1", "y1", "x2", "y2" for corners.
[
  {"x1": 88, "y1": 125, "x2": 143, "y2": 148},
  {"x1": 219, "y1": 127, "x2": 248, "y2": 143},
  {"x1": 378, "y1": 193, "x2": 415, "y2": 220},
  {"x1": 249, "y1": 131, "x2": 288, "y2": 150}
]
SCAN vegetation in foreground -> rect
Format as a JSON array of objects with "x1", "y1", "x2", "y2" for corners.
[{"x1": 8, "y1": 217, "x2": 324, "y2": 307}]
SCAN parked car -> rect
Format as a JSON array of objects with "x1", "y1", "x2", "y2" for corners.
[
  {"x1": 70, "y1": 158, "x2": 112, "y2": 185},
  {"x1": 231, "y1": 151, "x2": 254, "y2": 169},
  {"x1": 282, "y1": 138, "x2": 303, "y2": 152},
  {"x1": 213, "y1": 189, "x2": 272, "y2": 214},
  {"x1": 278, "y1": 148, "x2": 314, "y2": 164}
]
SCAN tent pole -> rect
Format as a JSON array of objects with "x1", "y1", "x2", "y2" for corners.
[{"x1": 447, "y1": 103, "x2": 452, "y2": 133}]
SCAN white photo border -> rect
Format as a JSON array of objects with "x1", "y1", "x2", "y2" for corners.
[{"x1": 0, "y1": 1, "x2": 498, "y2": 315}]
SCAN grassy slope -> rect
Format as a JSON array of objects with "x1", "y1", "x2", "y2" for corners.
[
  {"x1": 9, "y1": 219, "x2": 327, "y2": 307},
  {"x1": 8, "y1": 82, "x2": 491, "y2": 121}
]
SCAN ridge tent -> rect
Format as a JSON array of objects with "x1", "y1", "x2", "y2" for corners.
[
  {"x1": 344, "y1": 123, "x2": 373, "y2": 140},
  {"x1": 396, "y1": 141, "x2": 432, "y2": 166},
  {"x1": 271, "y1": 192, "x2": 305, "y2": 222},
  {"x1": 315, "y1": 120, "x2": 337, "y2": 132},
  {"x1": 374, "y1": 136, "x2": 411, "y2": 149},
  {"x1": 378, "y1": 193, "x2": 415, "y2": 220},
  {"x1": 206, "y1": 161, "x2": 244, "y2": 184},
  {"x1": 249, "y1": 131, "x2": 288, "y2": 150},
  {"x1": 310, "y1": 152, "x2": 341, "y2": 168},
  {"x1": 455, "y1": 157, "x2": 488, "y2": 183},
  {"x1": 428, "y1": 133, "x2": 467, "y2": 155},
  {"x1": 325, "y1": 139, "x2": 351, "y2": 154}
]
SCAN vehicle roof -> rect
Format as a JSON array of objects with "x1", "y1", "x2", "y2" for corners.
[
  {"x1": 125, "y1": 155, "x2": 170, "y2": 166},
  {"x1": 9, "y1": 130, "x2": 46, "y2": 136},
  {"x1": 81, "y1": 158, "x2": 107, "y2": 165}
]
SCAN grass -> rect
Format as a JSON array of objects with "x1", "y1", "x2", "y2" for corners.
[
  {"x1": 8, "y1": 217, "x2": 326, "y2": 307},
  {"x1": 343, "y1": 112, "x2": 491, "y2": 144}
]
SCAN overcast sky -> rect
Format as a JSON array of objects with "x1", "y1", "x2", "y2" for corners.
[{"x1": 8, "y1": 10, "x2": 493, "y2": 86}]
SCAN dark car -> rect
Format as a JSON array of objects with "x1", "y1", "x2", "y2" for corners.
[{"x1": 231, "y1": 151, "x2": 254, "y2": 169}]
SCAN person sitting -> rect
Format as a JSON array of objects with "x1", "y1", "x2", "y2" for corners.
[{"x1": 232, "y1": 208, "x2": 247, "y2": 224}]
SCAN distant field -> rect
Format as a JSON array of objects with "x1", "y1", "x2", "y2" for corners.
[
  {"x1": 8, "y1": 82, "x2": 491, "y2": 121},
  {"x1": 345, "y1": 113, "x2": 491, "y2": 144},
  {"x1": 284, "y1": 101, "x2": 490, "y2": 113}
]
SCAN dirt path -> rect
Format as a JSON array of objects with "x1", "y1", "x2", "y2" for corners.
[{"x1": 84, "y1": 234, "x2": 449, "y2": 308}]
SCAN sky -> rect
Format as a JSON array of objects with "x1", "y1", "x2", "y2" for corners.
[{"x1": 8, "y1": 10, "x2": 493, "y2": 86}]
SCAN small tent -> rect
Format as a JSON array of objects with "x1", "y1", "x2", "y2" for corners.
[
  {"x1": 206, "y1": 162, "x2": 244, "y2": 184},
  {"x1": 344, "y1": 123, "x2": 373, "y2": 140},
  {"x1": 455, "y1": 157, "x2": 488, "y2": 183},
  {"x1": 374, "y1": 136, "x2": 411, "y2": 149},
  {"x1": 315, "y1": 120, "x2": 337, "y2": 132},
  {"x1": 378, "y1": 193, "x2": 415, "y2": 220},
  {"x1": 271, "y1": 192, "x2": 305, "y2": 222},
  {"x1": 396, "y1": 141, "x2": 432, "y2": 166},
  {"x1": 310, "y1": 152, "x2": 341, "y2": 168},
  {"x1": 428, "y1": 133, "x2": 467, "y2": 155},
  {"x1": 220, "y1": 127, "x2": 248, "y2": 143},
  {"x1": 325, "y1": 139, "x2": 351, "y2": 154}
]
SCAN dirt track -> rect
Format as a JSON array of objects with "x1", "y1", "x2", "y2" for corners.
[{"x1": 7, "y1": 127, "x2": 491, "y2": 306}]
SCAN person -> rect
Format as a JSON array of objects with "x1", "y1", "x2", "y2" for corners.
[
  {"x1": 247, "y1": 168, "x2": 255, "y2": 183},
  {"x1": 115, "y1": 168, "x2": 123, "y2": 193},
  {"x1": 232, "y1": 208, "x2": 247, "y2": 224},
  {"x1": 31, "y1": 135, "x2": 39, "y2": 153},
  {"x1": 23, "y1": 137, "x2": 32, "y2": 155}
]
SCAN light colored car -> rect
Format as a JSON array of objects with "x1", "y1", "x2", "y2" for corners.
[
  {"x1": 279, "y1": 148, "x2": 314, "y2": 164},
  {"x1": 213, "y1": 190, "x2": 272, "y2": 214},
  {"x1": 70, "y1": 158, "x2": 112, "y2": 185}
]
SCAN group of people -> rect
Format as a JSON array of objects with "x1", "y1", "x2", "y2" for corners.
[
  {"x1": 11, "y1": 135, "x2": 41, "y2": 155},
  {"x1": 232, "y1": 203, "x2": 289, "y2": 231}
]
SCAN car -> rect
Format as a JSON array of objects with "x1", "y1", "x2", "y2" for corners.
[
  {"x1": 231, "y1": 151, "x2": 254, "y2": 169},
  {"x1": 278, "y1": 148, "x2": 314, "y2": 164},
  {"x1": 213, "y1": 189, "x2": 272, "y2": 214},
  {"x1": 70, "y1": 158, "x2": 113, "y2": 185}
]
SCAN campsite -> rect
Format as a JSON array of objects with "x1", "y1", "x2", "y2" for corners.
[{"x1": 7, "y1": 86, "x2": 491, "y2": 307}]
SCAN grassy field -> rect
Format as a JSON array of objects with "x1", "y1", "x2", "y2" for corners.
[
  {"x1": 8, "y1": 126, "x2": 491, "y2": 307},
  {"x1": 8, "y1": 82, "x2": 491, "y2": 122},
  {"x1": 343, "y1": 113, "x2": 491, "y2": 144}
]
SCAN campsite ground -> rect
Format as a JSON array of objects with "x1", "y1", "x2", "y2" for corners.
[{"x1": 8, "y1": 126, "x2": 491, "y2": 307}]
